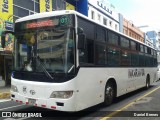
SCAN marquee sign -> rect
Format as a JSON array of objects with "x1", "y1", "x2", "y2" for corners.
[{"x1": 26, "y1": 20, "x2": 54, "y2": 29}]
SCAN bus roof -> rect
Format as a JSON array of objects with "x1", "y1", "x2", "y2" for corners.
[{"x1": 15, "y1": 10, "x2": 78, "y2": 23}]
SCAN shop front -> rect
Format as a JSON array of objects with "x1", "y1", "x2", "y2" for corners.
[
  {"x1": 0, "y1": 25, "x2": 14, "y2": 87},
  {"x1": 0, "y1": 32, "x2": 14, "y2": 87},
  {"x1": 0, "y1": 53, "x2": 13, "y2": 87},
  {"x1": 0, "y1": 0, "x2": 14, "y2": 87}
]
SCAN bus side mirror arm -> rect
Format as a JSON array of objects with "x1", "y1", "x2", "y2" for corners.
[
  {"x1": 77, "y1": 27, "x2": 86, "y2": 50},
  {"x1": 1, "y1": 31, "x2": 14, "y2": 48},
  {"x1": 78, "y1": 33, "x2": 86, "y2": 50}
]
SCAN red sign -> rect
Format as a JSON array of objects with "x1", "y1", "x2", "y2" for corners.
[{"x1": 26, "y1": 20, "x2": 54, "y2": 29}]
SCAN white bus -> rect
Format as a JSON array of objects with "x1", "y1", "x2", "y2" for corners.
[{"x1": 1, "y1": 10, "x2": 157, "y2": 112}]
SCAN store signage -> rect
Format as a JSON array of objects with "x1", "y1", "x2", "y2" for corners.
[
  {"x1": 97, "y1": 0, "x2": 112, "y2": 15},
  {"x1": 40, "y1": 0, "x2": 52, "y2": 12},
  {"x1": 0, "y1": 0, "x2": 13, "y2": 30},
  {"x1": 45, "y1": 0, "x2": 50, "y2": 12},
  {"x1": 5, "y1": 21, "x2": 13, "y2": 31},
  {"x1": 2, "y1": 0, "x2": 9, "y2": 13},
  {"x1": 66, "y1": 2, "x2": 75, "y2": 10},
  {"x1": 0, "y1": 0, "x2": 13, "y2": 51}
]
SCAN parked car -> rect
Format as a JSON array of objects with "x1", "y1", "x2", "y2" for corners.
[{"x1": 157, "y1": 65, "x2": 160, "y2": 81}]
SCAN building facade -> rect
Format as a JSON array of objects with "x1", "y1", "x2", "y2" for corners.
[
  {"x1": 146, "y1": 31, "x2": 158, "y2": 49},
  {"x1": 88, "y1": 0, "x2": 120, "y2": 31},
  {"x1": 144, "y1": 34, "x2": 154, "y2": 48},
  {"x1": 123, "y1": 18, "x2": 144, "y2": 43}
]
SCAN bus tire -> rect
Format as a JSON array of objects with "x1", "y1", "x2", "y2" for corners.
[
  {"x1": 104, "y1": 82, "x2": 115, "y2": 106},
  {"x1": 146, "y1": 75, "x2": 150, "y2": 89}
]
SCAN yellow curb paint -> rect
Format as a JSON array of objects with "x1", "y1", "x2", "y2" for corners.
[
  {"x1": 0, "y1": 92, "x2": 11, "y2": 99},
  {"x1": 100, "y1": 86, "x2": 160, "y2": 120}
]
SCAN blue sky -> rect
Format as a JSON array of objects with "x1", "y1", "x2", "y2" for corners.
[{"x1": 108, "y1": 0, "x2": 160, "y2": 31}]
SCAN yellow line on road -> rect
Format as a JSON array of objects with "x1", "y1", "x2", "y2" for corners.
[{"x1": 100, "y1": 86, "x2": 160, "y2": 120}]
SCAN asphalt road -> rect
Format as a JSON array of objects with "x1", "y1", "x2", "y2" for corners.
[{"x1": 0, "y1": 81, "x2": 160, "y2": 120}]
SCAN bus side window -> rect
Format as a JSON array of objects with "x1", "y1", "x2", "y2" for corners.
[
  {"x1": 79, "y1": 39, "x2": 94, "y2": 65},
  {"x1": 131, "y1": 53, "x2": 139, "y2": 66},
  {"x1": 95, "y1": 43, "x2": 106, "y2": 65},
  {"x1": 107, "y1": 47, "x2": 120, "y2": 66},
  {"x1": 121, "y1": 50, "x2": 131, "y2": 66},
  {"x1": 78, "y1": 17, "x2": 95, "y2": 66},
  {"x1": 86, "y1": 39, "x2": 94, "y2": 64}
]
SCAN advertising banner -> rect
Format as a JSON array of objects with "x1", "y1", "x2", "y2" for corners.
[
  {"x1": 66, "y1": 2, "x2": 75, "y2": 10},
  {"x1": 0, "y1": 0, "x2": 13, "y2": 30},
  {"x1": 40, "y1": 0, "x2": 53, "y2": 12},
  {"x1": 0, "y1": 0, "x2": 14, "y2": 51}
]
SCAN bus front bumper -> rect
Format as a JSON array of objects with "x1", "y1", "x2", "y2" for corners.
[{"x1": 11, "y1": 91, "x2": 77, "y2": 112}]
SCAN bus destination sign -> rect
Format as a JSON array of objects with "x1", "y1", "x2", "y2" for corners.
[
  {"x1": 26, "y1": 20, "x2": 55, "y2": 29},
  {"x1": 25, "y1": 16, "x2": 70, "y2": 29},
  {"x1": 26, "y1": 19, "x2": 58, "y2": 29}
]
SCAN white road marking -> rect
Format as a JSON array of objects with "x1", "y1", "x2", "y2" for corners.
[
  {"x1": 0, "y1": 104, "x2": 25, "y2": 111},
  {"x1": 0, "y1": 99, "x2": 11, "y2": 103}
]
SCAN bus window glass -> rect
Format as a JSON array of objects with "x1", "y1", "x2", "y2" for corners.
[
  {"x1": 79, "y1": 39, "x2": 94, "y2": 65},
  {"x1": 139, "y1": 53, "x2": 145, "y2": 66},
  {"x1": 131, "y1": 53, "x2": 139, "y2": 66},
  {"x1": 107, "y1": 47, "x2": 120, "y2": 66},
  {"x1": 120, "y1": 37, "x2": 129, "y2": 48},
  {"x1": 145, "y1": 56, "x2": 152, "y2": 67},
  {"x1": 14, "y1": 27, "x2": 75, "y2": 74},
  {"x1": 154, "y1": 50, "x2": 157, "y2": 66},
  {"x1": 151, "y1": 49, "x2": 154, "y2": 55},
  {"x1": 147, "y1": 47, "x2": 151, "y2": 54},
  {"x1": 108, "y1": 31, "x2": 118, "y2": 45},
  {"x1": 95, "y1": 44, "x2": 106, "y2": 65},
  {"x1": 140, "y1": 45, "x2": 144, "y2": 52},
  {"x1": 145, "y1": 46, "x2": 148, "y2": 54},
  {"x1": 96, "y1": 26, "x2": 106, "y2": 42},
  {"x1": 87, "y1": 39, "x2": 94, "y2": 64},
  {"x1": 78, "y1": 17, "x2": 94, "y2": 40},
  {"x1": 121, "y1": 50, "x2": 131, "y2": 66},
  {"x1": 131, "y1": 41, "x2": 136, "y2": 50}
]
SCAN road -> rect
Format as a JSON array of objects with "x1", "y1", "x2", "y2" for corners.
[{"x1": 0, "y1": 81, "x2": 160, "y2": 120}]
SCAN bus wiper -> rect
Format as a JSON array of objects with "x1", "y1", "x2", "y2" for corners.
[
  {"x1": 35, "y1": 56, "x2": 54, "y2": 80},
  {"x1": 68, "y1": 65, "x2": 74, "y2": 73}
]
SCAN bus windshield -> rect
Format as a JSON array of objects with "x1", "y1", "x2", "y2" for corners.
[{"x1": 14, "y1": 27, "x2": 75, "y2": 75}]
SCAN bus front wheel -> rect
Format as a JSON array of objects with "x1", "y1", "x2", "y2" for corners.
[{"x1": 104, "y1": 83, "x2": 115, "y2": 106}]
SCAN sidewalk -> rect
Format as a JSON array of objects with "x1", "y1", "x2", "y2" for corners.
[{"x1": 0, "y1": 86, "x2": 11, "y2": 99}]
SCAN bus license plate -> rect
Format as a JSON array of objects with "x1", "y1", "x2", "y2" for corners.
[{"x1": 28, "y1": 99, "x2": 36, "y2": 105}]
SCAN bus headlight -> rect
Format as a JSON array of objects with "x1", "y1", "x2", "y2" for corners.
[
  {"x1": 11, "y1": 85, "x2": 18, "y2": 92},
  {"x1": 50, "y1": 91, "x2": 73, "y2": 99}
]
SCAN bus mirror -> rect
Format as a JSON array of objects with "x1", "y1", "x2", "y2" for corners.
[
  {"x1": 78, "y1": 33, "x2": 86, "y2": 50},
  {"x1": 1, "y1": 31, "x2": 14, "y2": 48},
  {"x1": 77, "y1": 27, "x2": 84, "y2": 34}
]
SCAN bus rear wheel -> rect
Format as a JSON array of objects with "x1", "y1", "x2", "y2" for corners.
[
  {"x1": 146, "y1": 76, "x2": 150, "y2": 89},
  {"x1": 104, "y1": 83, "x2": 115, "y2": 106}
]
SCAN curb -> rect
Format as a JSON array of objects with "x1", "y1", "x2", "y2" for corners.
[{"x1": 0, "y1": 92, "x2": 11, "y2": 99}]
